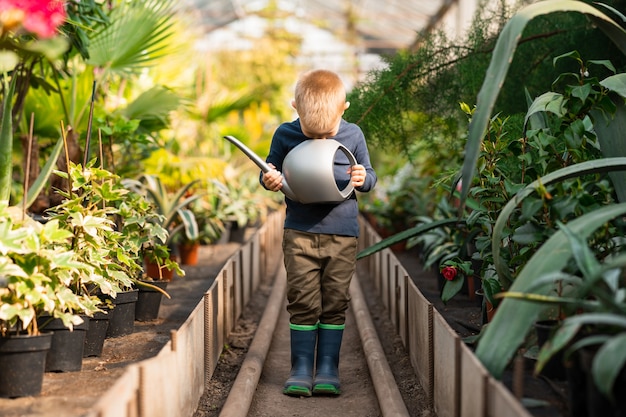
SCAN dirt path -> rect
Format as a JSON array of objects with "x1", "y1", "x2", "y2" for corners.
[
  {"x1": 195, "y1": 256, "x2": 430, "y2": 417},
  {"x1": 247, "y1": 293, "x2": 380, "y2": 417}
]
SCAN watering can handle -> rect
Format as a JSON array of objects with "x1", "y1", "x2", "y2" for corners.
[{"x1": 223, "y1": 135, "x2": 299, "y2": 201}]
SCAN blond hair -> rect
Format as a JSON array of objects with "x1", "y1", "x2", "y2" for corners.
[{"x1": 294, "y1": 69, "x2": 346, "y2": 138}]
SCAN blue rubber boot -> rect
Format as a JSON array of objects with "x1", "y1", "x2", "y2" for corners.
[
  {"x1": 313, "y1": 323, "x2": 344, "y2": 395},
  {"x1": 283, "y1": 323, "x2": 317, "y2": 397}
]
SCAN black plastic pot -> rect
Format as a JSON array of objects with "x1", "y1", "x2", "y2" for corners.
[
  {"x1": 104, "y1": 289, "x2": 139, "y2": 338},
  {"x1": 228, "y1": 222, "x2": 248, "y2": 243},
  {"x1": 135, "y1": 280, "x2": 168, "y2": 322},
  {"x1": 83, "y1": 310, "x2": 110, "y2": 357},
  {"x1": 572, "y1": 346, "x2": 626, "y2": 417},
  {"x1": 534, "y1": 319, "x2": 566, "y2": 380},
  {"x1": 38, "y1": 316, "x2": 89, "y2": 372},
  {"x1": 0, "y1": 332, "x2": 52, "y2": 397}
]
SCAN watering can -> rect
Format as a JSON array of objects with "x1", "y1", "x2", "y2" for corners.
[{"x1": 224, "y1": 135, "x2": 356, "y2": 204}]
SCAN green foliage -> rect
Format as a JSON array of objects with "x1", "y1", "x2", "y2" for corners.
[
  {"x1": 359, "y1": 162, "x2": 437, "y2": 233},
  {"x1": 357, "y1": 3, "x2": 626, "y2": 390},
  {"x1": 0, "y1": 204, "x2": 100, "y2": 336},
  {"x1": 476, "y1": 160, "x2": 626, "y2": 378},
  {"x1": 0, "y1": 76, "x2": 15, "y2": 202},
  {"x1": 62, "y1": 0, "x2": 111, "y2": 60},
  {"x1": 120, "y1": 173, "x2": 200, "y2": 279},
  {"x1": 460, "y1": 0, "x2": 626, "y2": 202},
  {"x1": 528, "y1": 222, "x2": 626, "y2": 401},
  {"x1": 347, "y1": 0, "x2": 626, "y2": 209},
  {"x1": 47, "y1": 162, "x2": 164, "y2": 291},
  {"x1": 345, "y1": 46, "x2": 465, "y2": 162},
  {"x1": 86, "y1": 0, "x2": 177, "y2": 75},
  {"x1": 221, "y1": 169, "x2": 278, "y2": 229}
]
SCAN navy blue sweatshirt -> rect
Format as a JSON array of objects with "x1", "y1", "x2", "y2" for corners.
[{"x1": 261, "y1": 119, "x2": 377, "y2": 237}]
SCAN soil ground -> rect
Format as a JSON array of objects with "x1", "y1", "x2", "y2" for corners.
[{"x1": 0, "y1": 238, "x2": 568, "y2": 417}]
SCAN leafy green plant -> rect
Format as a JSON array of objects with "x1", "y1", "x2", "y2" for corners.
[
  {"x1": 458, "y1": 0, "x2": 626, "y2": 204},
  {"x1": 475, "y1": 158, "x2": 626, "y2": 378},
  {"x1": 46, "y1": 162, "x2": 173, "y2": 296},
  {"x1": 0, "y1": 203, "x2": 101, "y2": 336},
  {"x1": 123, "y1": 174, "x2": 202, "y2": 243},
  {"x1": 533, "y1": 220, "x2": 626, "y2": 368},
  {"x1": 360, "y1": 163, "x2": 436, "y2": 235},
  {"x1": 440, "y1": 0, "x2": 626, "y2": 380},
  {"x1": 500, "y1": 218, "x2": 626, "y2": 407},
  {"x1": 48, "y1": 162, "x2": 156, "y2": 290},
  {"x1": 186, "y1": 180, "x2": 230, "y2": 245},
  {"x1": 222, "y1": 169, "x2": 277, "y2": 229},
  {"x1": 356, "y1": 2, "x2": 626, "y2": 386},
  {"x1": 122, "y1": 174, "x2": 203, "y2": 277}
]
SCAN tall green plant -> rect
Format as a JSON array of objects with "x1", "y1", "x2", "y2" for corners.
[
  {"x1": 87, "y1": 0, "x2": 176, "y2": 76},
  {"x1": 461, "y1": 1, "x2": 626, "y2": 379},
  {"x1": 0, "y1": 76, "x2": 15, "y2": 201},
  {"x1": 476, "y1": 158, "x2": 626, "y2": 377},
  {"x1": 459, "y1": 0, "x2": 626, "y2": 205}
]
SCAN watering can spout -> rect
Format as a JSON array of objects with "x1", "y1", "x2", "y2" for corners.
[{"x1": 223, "y1": 135, "x2": 298, "y2": 201}]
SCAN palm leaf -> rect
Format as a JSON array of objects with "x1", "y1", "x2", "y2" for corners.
[
  {"x1": 87, "y1": 0, "x2": 176, "y2": 75},
  {"x1": 205, "y1": 89, "x2": 262, "y2": 124}
]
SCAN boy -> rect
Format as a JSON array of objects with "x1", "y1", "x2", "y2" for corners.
[{"x1": 261, "y1": 69, "x2": 377, "y2": 397}]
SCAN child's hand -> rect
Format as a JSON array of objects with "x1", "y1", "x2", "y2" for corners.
[
  {"x1": 348, "y1": 164, "x2": 366, "y2": 188},
  {"x1": 262, "y1": 163, "x2": 283, "y2": 192}
]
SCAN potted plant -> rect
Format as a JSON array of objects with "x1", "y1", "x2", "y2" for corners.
[
  {"x1": 462, "y1": 0, "x2": 626, "y2": 380},
  {"x1": 0, "y1": 202, "x2": 102, "y2": 395},
  {"x1": 123, "y1": 173, "x2": 202, "y2": 280},
  {"x1": 46, "y1": 162, "x2": 154, "y2": 336},
  {"x1": 499, "y1": 217, "x2": 626, "y2": 415},
  {"x1": 222, "y1": 169, "x2": 277, "y2": 243},
  {"x1": 175, "y1": 180, "x2": 230, "y2": 265}
]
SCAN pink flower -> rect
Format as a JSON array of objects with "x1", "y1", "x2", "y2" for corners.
[
  {"x1": 441, "y1": 266, "x2": 458, "y2": 281},
  {"x1": 0, "y1": 0, "x2": 66, "y2": 39}
]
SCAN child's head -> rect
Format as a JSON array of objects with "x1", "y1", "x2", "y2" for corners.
[{"x1": 292, "y1": 69, "x2": 350, "y2": 138}]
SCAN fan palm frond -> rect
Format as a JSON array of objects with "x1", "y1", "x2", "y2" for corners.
[{"x1": 87, "y1": 0, "x2": 176, "y2": 75}]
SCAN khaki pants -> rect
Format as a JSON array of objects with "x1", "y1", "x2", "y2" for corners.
[{"x1": 282, "y1": 229, "x2": 357, "y2": 326}]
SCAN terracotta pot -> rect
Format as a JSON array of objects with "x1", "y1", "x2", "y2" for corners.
[
  {"x1": 144, "y1": 257, "x2": 176, "y2": 281},
  {"x1": 178, "y1": 242, "x2": 200, "y2": 266}
]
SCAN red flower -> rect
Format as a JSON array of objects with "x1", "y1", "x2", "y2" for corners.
[
  {"x1": 441, "y1": 266, "x2": 457, "y2": 281},
  {"x1": 0, "y1": 0, "x2": 66, "y2": 39}
]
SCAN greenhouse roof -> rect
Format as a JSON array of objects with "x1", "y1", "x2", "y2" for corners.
[{"x1": 179, "y1": 0, "x2": 450, "y2": 54}]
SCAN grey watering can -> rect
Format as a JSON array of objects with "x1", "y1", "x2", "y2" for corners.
[{"x1": 224, "y1": 135, "x2": 356, "y2": 204}]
